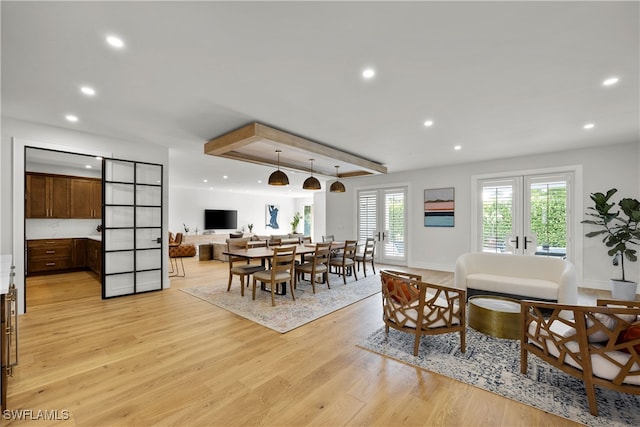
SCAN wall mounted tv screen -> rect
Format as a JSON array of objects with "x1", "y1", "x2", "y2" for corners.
[{"x1": 204, "y1": 209, "x2": 237, "y2": 230}]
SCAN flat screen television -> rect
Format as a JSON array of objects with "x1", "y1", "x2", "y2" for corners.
[{"x1": 204, "y1": 209, "x2": 237, "y2": 230}]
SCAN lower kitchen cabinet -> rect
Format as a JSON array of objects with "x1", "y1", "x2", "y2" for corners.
[{"x1": 26, "y1": 238, "x2": 102, "y2": 276}]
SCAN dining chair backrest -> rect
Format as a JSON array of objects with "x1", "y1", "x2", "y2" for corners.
[
  {"x1": 362, "y1": 237, "x2": 375, "y2": 257},
  {"x1": 268, "y1": 236, "x2": 282, "y2": 247},
  {"x1": 173, "y1": 232, "x2": 184, "y2": 246},
  {"x1": 313, "y1": 242, "x2": 332, "y2": 265},
  {"x1": 270, "y1": 246, "x2": 297, "y2": 277},
  {"x1": 226, "y1": 238, "x2": 249, "y2": 264},
  {"x1": 342, "y1": 240, "x2": 358, "y2": 260},
  {"x1": 322, "y1": 235, "x2": 335, "y2": 243},
  {"x1": 301, "y1": 236, "x2": 312, "y2": 244}
]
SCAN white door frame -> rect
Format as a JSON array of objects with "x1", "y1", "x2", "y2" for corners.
[{"x1": 471, "y1": 165, "x2": 584, "y2": 284}]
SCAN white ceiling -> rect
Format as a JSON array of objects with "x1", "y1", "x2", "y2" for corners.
[{"x1": 2, "y1": 1, "x2": 638, "y2": 197}]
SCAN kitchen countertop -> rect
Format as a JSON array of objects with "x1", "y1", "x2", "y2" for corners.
[
  {"x1": 26, "y1": 235, "x2": 102, "y2": 241},
  {"x1": 1, "y1": 254, "x2": 13, "y2": 295}
]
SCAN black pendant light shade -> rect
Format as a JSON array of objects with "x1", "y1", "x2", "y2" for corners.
[
  {"x1": 268, "y1": 150, "x2": 289, "y2": 186},
  {"x1": 329, "y1": 165, "x2": 346, "y2": 193},
  {"x1": 302, "y1": 159, "x2": 321, "y2": 190}
]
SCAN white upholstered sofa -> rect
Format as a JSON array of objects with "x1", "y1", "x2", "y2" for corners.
[{"x1": 454, "y1": 252, "x2": 577, "y2": 304}]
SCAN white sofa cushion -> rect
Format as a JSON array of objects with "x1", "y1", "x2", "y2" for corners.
[
  {"x1": 528, "y1": 320, "x2": 640, "y2": 385},
  {"x1": 388, "y1": 293, "x2": 461, "y2": 330},
  {"x1": 467, "y1": 273, "x2": 559, "y2": 300}
]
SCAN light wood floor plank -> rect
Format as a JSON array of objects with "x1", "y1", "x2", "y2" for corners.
[{"x1": 3, "y1": 257, "x2": 585, "y2": 426}]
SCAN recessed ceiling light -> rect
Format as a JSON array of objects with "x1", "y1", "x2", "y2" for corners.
[
  {"x1": 223, "y1": 175, "x2": 228, "y2": 179},
  {"x1": 584, "y1": 123, "x2": 595, "y2": 130},
  {"x1": 424, "y1": 120, "x2": 434, "y2": 127},
  {"x1": 258, "y1": 180, "x2": 262, "y2": 184},
  {"x1": 85, "y1": 165, "x2": 92, "y2": 169},
  {"x1": 602, "y1": 77, "x2": 619, "y2": 86},
  {"x1": 65, "y1": 114, "x2": 79, "y2": 122},
  {"x1": 454, "y1": 145, "x2": 462, "y2": 150},
  {"x1": 203, "y1": 179, "x2": 208, "y2": 183},
  {"x1": 80, "y1": 86, "x2": 96, "y2": 96},
  {"x1": 106, "y1": 35, "x2": 124, "y2": 48},
  {"x1": 95, "y1": 156, "x2": 103, "y2": 160},
  {"x1": 362, "y1": 68, "x2": 375, "y2": 79}
]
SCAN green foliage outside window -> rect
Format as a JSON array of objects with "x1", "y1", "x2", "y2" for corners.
[{"x1": 529, "y1": 186, "x2": 567, "y2": 248}]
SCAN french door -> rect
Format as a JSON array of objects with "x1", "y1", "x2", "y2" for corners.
[
  {"x1": 102, "y1": 159, "x2": 163, "y2": 298},
  {"x1": 477, "y1": 172, "x2": 572, "y2": 260},
  {"x1": 357, "y1": 187, "x2": 407, "y2": 265}
]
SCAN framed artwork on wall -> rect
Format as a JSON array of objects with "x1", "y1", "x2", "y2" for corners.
[
  {"x1": 266, "y1": 204, "x2": 280, "y2": 229},
  {"x1": 424, "y1": 187, "x2": 455, "y2": 227}
]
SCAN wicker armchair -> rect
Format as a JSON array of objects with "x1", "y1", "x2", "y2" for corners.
[
  {"x1": 521, "y1": 299, "x2": 640, "y2": 416},
  {"x1": 381, "y1": 270, "x2": 466, "y2": 356}
]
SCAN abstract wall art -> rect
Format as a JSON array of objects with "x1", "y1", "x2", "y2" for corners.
[
  {"x1": 266, "y1": 204, "x2": 280, "y2": 229},
  {"x1": 424, "y1": 187, "x2": 455, "y2": 227}
]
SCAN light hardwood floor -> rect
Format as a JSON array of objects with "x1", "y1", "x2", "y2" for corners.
[{"x1": 6, "y1": 258, "x2": 585, "y2": 426}]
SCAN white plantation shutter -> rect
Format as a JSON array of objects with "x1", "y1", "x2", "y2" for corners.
[
  {"x1": 481, "y1": 180, "x2": 514, "y2": 253},
  {"x1": 358, "y1": 190, "x2": 377, "y2": 242}
]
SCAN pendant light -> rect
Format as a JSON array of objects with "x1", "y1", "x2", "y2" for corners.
[
  {"x1": 302, "y1": 159, "x2": 321, "y2": 190},
  {"x1": 329, "y1": 165, "x2": 346, "y2": 193},
  {"x1": 268, "y1": 149, "x2": 289, "y2": 186}
]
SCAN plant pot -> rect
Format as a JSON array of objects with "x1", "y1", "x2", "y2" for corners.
[{"x1": 610, "y1": 279, "x2": 638, "y2": 301}]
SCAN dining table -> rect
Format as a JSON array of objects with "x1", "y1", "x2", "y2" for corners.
[{"x1": 223, "y1": 242, "x2": 346, "y2": 295}]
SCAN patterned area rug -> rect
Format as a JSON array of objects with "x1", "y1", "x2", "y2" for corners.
[
  {"x1": 358, "y1": 327, "x2": 640, "y2": 427},
  {"x1": 181, "y1": 273, "x2": 380, "y2": 333}
]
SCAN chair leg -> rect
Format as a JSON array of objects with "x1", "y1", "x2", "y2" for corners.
[
  {"x1": 310, "y1": 272, "x2": 316, "y2": 293},
  {"x1": 324, "y1": 272, "x2": 330, "y2": 289},
  {"x1": 413, "y1": 335, "x2": 421, "y2": 356},
  {"x1": 227, "y1": 272, "x2": 233, "y2": 292},
  {"x1": 172, "y1": 257, "x2": 185, "y2": 277},
  {"x1": 353, "y1": 264, "x2": 358, "y2": 281},
  {"x1": 271, "y1": 282, "x2": 276, "y2": 306},
  {"x1": 289, "y1": 280, "x2": 296, "y2": 301},
  {"x1": 371, "y1": 259, "x2": 376, "y2": 274},
  {"x1": 240, "y1": 275, "x2": 245, "y2": 297},
  {"x1": 252, "y1": 277, "x2": 257, "y2": 300},
  {"x1": 342, "y1": 267, "x2": 347, "y2": 285}
]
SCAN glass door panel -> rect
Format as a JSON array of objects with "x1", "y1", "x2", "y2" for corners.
[
  {"x1": 357, "y1": 187, "x2": 407, "y2": 266},
  {"x1": 102, "y1": 159, "x2": 163, "y2": 298},
  {"x1": 478, "y1": 172, "x2": 571, "y2": 259}
]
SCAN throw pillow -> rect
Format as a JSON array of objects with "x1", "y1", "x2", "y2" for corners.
[
  {"x1": 385, "y1": 276, "x2": 416, "y2": 303},
  {"x1": 617, "y1": 324, "x2": 640, "y2": 353},
  {"x1": 584, "y1": 312, "x2": 637, "y2": 342}
]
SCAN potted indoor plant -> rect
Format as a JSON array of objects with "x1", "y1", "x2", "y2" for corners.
[
  {"x1": 290, "y1": 212, "x2": 302, "y2": 234},
  {"x1": 582, "y1": 188, "x2": 640, "y2": 300}
]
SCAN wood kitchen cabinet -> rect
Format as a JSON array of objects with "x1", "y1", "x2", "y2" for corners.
[
  {"x1": 72, "y1": 238, "x2": 87, "y2": 268},
  {"x1": 26, "y1": 239, "x2": 73, "y2": 273},
  {"x1": 26, "y1": 173, "x2": 70, "y2": 218},
  {"x1": 86, "y1": 239, "x2": 102, "y2": 276},
  {"x1": 70, "y1": 178, "x2": 101, "y2": 219}
]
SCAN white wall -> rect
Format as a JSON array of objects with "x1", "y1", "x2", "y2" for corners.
[
  {"x1": 1, "y1": 116, "x2": 171, "y2": 314},
  {"x1": 326, "y1": 141, "x2": 640, "y2": 290},
  {"x1": 167, "y1": 186, "x2": 304, "y2": 237}
]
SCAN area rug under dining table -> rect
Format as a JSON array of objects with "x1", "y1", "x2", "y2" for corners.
[
  {"x1": 358, "y1": 327, "x2": 640, "y2": 427},
  {"x1": 181, "y1": 273, "x2": 381, "y2": 333}
]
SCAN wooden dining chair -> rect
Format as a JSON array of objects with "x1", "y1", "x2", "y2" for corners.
[
  {"x1": 226, "y1": 238, "x2": 265, "y2": 296},
  {"x1": 329, "y1": 240, "x2": 358, "y2": 285},
  {"x1": 355, "y1": 237, "x2": 376, "y2": 277},
  {"x1": 252, "y1": 246, "x2": 297, "y2": 306},
  {"x1": 295, "y1": 242, "x2": 331, "y2": 293}
]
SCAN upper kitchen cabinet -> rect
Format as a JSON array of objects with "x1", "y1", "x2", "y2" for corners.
[
  {"x1": 26, "y1": 173, "x2": 70, "y2": 218},
  {"x1": 70, "y1": 178, "x2": 102, "y2": 219}
]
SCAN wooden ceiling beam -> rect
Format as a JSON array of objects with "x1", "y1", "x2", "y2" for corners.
[{"x1": 205, "y1": 122, "x2": 387, "y2": 176}]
